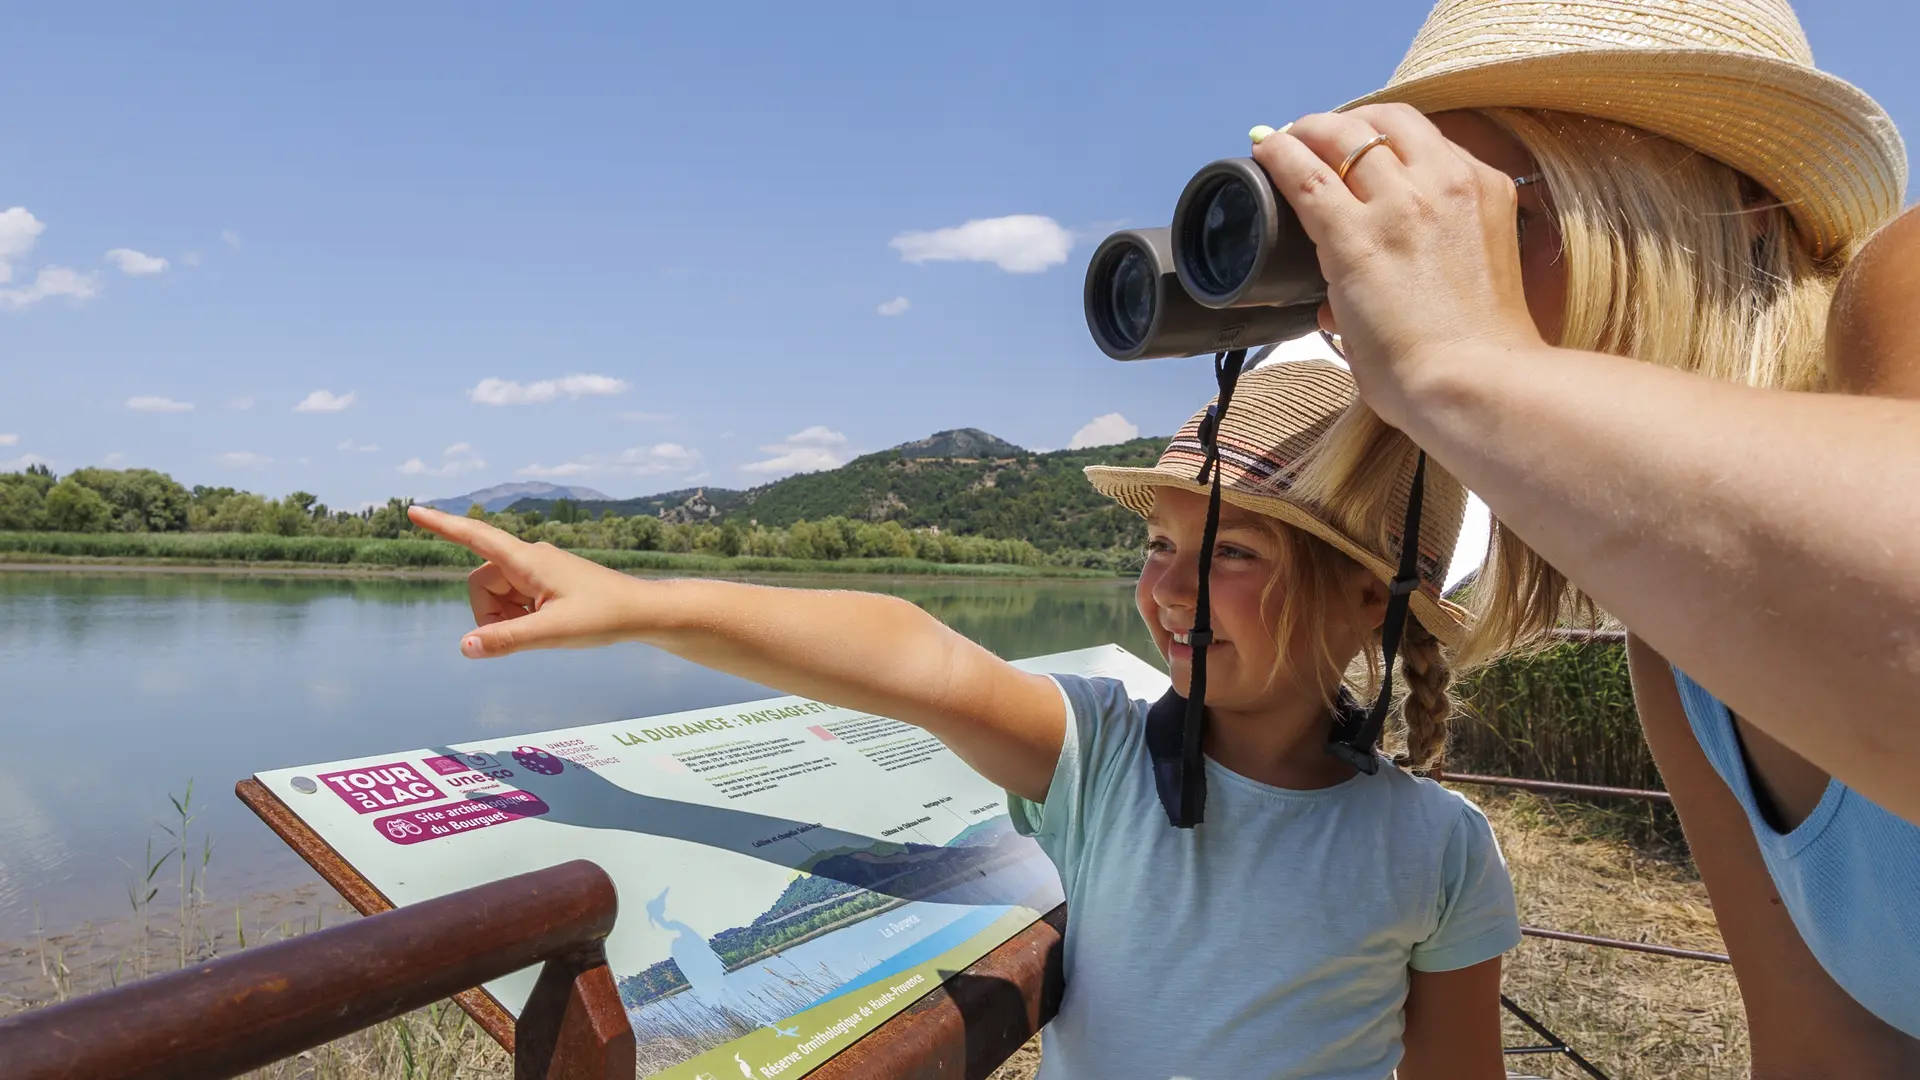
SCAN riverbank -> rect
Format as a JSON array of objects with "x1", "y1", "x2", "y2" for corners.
[{"x1": 0, "y1": 541, "x2": 1119, "y2": 581}]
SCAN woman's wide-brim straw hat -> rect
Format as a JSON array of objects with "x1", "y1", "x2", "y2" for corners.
[
  {"x1": 1085, "y1": 360, "x2": 1472, "y2": 648},
  {"x1": 1339, "y1": 0, "x2": 1907, "y2": 259}
]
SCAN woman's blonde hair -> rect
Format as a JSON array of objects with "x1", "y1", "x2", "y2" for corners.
[
  {"x1": 1232, "y1": 108, "x2": 1855, "y2": 752},
  {"x1": 1459, "y1": 108, "x2": 1849, "y2": 660}
]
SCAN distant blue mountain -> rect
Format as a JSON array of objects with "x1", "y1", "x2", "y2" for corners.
[{"x1": 424, "y1": 481, "x2": 613, "y2": 514}]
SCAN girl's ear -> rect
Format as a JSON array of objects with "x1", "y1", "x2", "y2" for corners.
[{"x1": 1355, "y1": 570, "x2": 1390, "y2": 631}]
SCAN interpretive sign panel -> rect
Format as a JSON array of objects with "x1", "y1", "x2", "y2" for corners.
[{"x1": 253, "y1": 643, "x2": 1169, "y2": 1080}]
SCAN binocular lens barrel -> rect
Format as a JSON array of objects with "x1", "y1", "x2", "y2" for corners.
[
  {"x1": 1172, "y1": 158, "x2": 1328, "y2": 310},
  {"x1": 1083, "y1": 159, "x2": 1329, "y2": 361},
  {"x1": 1083, "y1": 228, "x2": 1321, "y2": 361}
]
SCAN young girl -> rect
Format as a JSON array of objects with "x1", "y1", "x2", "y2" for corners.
[{"x1": 408, "y1": 359, "x2": 1521, "y2": 1080}]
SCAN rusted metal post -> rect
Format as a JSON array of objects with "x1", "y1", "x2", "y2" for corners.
[
  {"x1": 514, "y1": 943, "x2": 636, "y2": 1080},
  {"x1": 0, "y1": 860, "x2": 633, "y2": 1080},
  {"x1": 812, "y1": 904, "x2": 1067, "y2": 1080}
]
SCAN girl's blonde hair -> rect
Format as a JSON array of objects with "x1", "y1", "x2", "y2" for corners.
[
  {"x1": 1451, "y1": 108, "x2": 1847, "y2": 661},
  {"x1": 1247, "y1": 410, "x2": 1470, "y2": 772}
]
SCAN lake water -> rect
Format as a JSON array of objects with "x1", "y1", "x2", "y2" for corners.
[{"x1": 0, "y1": 568, "x2": 1157, "y2": 940}]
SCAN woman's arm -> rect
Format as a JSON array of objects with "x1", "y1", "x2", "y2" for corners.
[
  {"x1": 1395, "y1": 347, "x2": 1920, "y2": 824},
  {"x1": 1627, "y1": 638, "x2": 1920, "y2": 1076},
  {"x1": 1253, "y1": 104, "x2": 1920, "y2": 824},
  {"x1": 407, "y1": 506, "x2": 1067, "y2": 802},
  {"x1": 1399, "y1": 958, "x2": 1505, "y2": 1080}
]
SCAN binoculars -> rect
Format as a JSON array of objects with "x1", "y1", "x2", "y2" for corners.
[{"x1": 1084, "y1": 158, "x2": 1327, "y2": 360}]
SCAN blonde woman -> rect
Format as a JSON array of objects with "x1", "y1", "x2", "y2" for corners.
[
  {"x1": 1249, "y1": 0, "x2": 1920, "y2": 1069},
  {"x1": 410, "y1": 360, "x2": 1526, "y2": 1079}
]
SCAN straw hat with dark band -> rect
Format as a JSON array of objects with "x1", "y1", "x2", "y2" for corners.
[
  {"x1": 1086, "y1": 360, "x2": 1472, "y2": 648},
  {"x1": 1338, "y1": 0, "x2": 1907, "y2": 258}
]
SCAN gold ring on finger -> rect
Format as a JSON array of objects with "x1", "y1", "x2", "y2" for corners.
[{"x1": 1336, "y1": 133, "x2": 1394, "y2": 181}]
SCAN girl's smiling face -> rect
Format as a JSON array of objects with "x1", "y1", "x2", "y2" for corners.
[{"x1": 1137, "y1": 487, "x2": 1381, "y2": 711}]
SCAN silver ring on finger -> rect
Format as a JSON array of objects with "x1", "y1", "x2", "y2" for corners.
[{"x1": 1336, "y1": 133, "x2": 1393, "y2": 182}]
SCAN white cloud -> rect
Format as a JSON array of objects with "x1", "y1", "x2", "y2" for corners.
[
  {"x1": 469, "y1": 374, "x2": 629, "y2": 406},
  {"x1": 127, "y1": 395, "x2": 194, "y2": 413},
  {"x1": 0, "y1": 208, "x2": 47, "y2": 281},
  {"x1": 182, "y1": 251, "x2": 203, "y2": 267},
  {"x1": 877, "y1": 296, "x2": 911, "y2": 316},
  {"x1": 221, "y1": 229, "x2": 241, "y2": 252},
  {"x1": 102, "y1": 452, "x2": 126, "y2": 465},
  {"x1": 217, "y1": 451, "x2": 270, "y2": 468},
  {"x1": 337, "y1": 439, "x2": 380, "y2": 453},
  {"x1": 0, "y1": 434, "x2": 16, "y2": 446},
  {"x1": 741, "y1": 426, "x2": 852, "y2": 476},
  {"x1": 1, "y1": 452, "x2": 51, "y2": 471},
  {"x1": 105, "y1": 248, "x2": 169, "y2": 275},
  {"x1": 889, "y1": 215, "x2": 1073, "y2": 273},
  {"x1": 617, "y1": 442, "x2": 700, "y2": 475},
  {"x1": 517, "y1": 461, "x2": 595, "y2": 478},
  {"x1": 1068, "y1": 412, "x2": 1141, "y2": 450},
  {"x1": 294, "y1": 389, "x2": 356, "y2": 413},
  {"x1": 517, "y1": 443, "x2": 702, "y2": 480},
  {"x1": 399, "y1": 443, "x2": 485, "y2": 478},
  {"x1": 1, "y1": 266, "x2": 100, "y2": 310},
  {"x1": 0, "y1": 210, "x2": 100, "y2": 309},
  {"x1": 227, "y1": 396, "x2": 256, "y2": 411}
]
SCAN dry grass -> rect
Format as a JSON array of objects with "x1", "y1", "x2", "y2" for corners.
[{"x1": 1484, "y1": 790, "x2": 1748, "y2": 1079}]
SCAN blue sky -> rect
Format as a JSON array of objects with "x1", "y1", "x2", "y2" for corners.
[{"x1": 3, "y1": 1, "x2": 1915, "y2": 512}]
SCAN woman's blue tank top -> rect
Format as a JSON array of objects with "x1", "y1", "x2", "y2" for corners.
[{"x1": 1673, "y1": 667, "x2": 1920, "y2": 1037}]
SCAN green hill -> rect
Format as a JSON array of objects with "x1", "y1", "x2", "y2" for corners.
[
  {"x1": 510, "y1": 486, "x2": 750, "y2": 523},
  {"x1": 510, "y1": 431, "x2": 1166, "y2": 553}
]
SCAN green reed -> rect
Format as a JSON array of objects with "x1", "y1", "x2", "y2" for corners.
[
  {"x1": 1452, "y1": 640, "x2": 1683, "y2": 847},
  {"x1": 0, "y1": 531, "x2": 1104, "y2": 577}
]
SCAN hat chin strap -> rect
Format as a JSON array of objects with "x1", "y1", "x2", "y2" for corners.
[
  {"x1": 1146, "y1": 356, "x2": 1429, "y2": 829},
  {"x1": 1327, "y1": 449, "x2": 1426, "y2": 776}
]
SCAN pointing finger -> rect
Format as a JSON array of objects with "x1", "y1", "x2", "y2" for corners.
[{"x1": 409, "y1": 505, "x2": 527, "y2": 567}]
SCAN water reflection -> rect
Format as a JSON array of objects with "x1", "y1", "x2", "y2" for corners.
[{"x1": 0, "y1": 569, "x2": 1156, "y2": 938}]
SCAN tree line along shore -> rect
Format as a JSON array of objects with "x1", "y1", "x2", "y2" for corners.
[{"x1": 0, "y1": 463, "x2": 1133, "y2": 576}]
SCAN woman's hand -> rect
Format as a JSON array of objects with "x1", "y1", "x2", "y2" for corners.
[
  {"x1": 1251, "y1": 104, "x2": 1543, "y2": 426},
  {"x1": 408, "y1": 505, "x2": 646, "y2": 657}
]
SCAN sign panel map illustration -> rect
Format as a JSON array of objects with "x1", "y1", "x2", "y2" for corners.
[{"x1": 255, "y1": 644, "x2": 1170, "y2": 1079}]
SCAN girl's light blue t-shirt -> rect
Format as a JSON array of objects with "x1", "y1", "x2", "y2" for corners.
[
  {"x1": 1010, "y1": 674, "x2": 1521, "y2": 1080},
  {"x1": 1672, "y1": 668, "x2": 1920, "y2": 1037}
]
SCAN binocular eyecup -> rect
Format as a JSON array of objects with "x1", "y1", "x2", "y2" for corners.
[{"x1": 1085, "y1": 157, "x2": 1329, "y2": 361}]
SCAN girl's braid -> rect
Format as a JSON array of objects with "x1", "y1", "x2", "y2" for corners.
[{"x1": 1396, "y1": 616, "x2": 1454, "y2": 772}]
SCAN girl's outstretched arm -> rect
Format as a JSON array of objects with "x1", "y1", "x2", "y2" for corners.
[{"x1": 408, "y1": 506, "x2": 1067, "y2": 802}]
